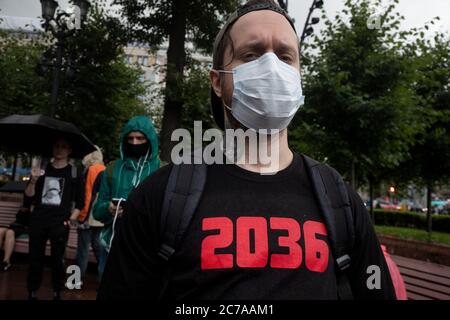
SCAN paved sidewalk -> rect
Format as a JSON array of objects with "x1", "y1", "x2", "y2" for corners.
[
  {"x1": 0, "y1": 263, "x2": 98, "y2": 300},
  {"x1": 1, "y1": 256, "x2": 449, "y2": 300}
]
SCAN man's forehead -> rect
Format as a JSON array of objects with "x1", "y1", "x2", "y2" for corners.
[
  {"x1": 128, "y1": 131, "x2": 145, "y2": 136},
  {"x1": 229, "y1": 10, "x2": 298, "y2": 45},
  {"x1": 54, "y1": 138, "x2": 70, "y2": 146}
]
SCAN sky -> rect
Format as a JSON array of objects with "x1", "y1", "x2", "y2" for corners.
[
  {"x1": 1, "y1": 0, "x2": 449, "y2": 38},
  {"x1": 289, "y1": 0, "x2": 450, "y2": 42}
]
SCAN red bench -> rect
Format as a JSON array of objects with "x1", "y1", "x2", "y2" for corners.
[{"x1": 391, "y1": 254, "x2": 450, "y2": 300}]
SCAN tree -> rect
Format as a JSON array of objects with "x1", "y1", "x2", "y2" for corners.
[
  {"x1": 0, "y1": 30, "x2": 50, "y2": 178},
  {"x1": 0, "y1": 30, "x2": 49, "y2": 118},
  {"x1": 146, "y1": 56, "x2": 216, "y2": 136},
  {"x1": 0, "y1": 5, "x2": 149, "y2": 162},
  {"x1": 290, "y1": 0, "x2": 424, "y2": 217},
  {"x1": 180, "y1": 56, "x2": 216, "y2": 133},
  {"x1": 114, "y1": 0, "x2": 240, "y2": 161},
  {"x1": 397, "y1": 32, "x2": 450, "y2": 233},
  {"x1": 57, "y1": 5, "x2": 148, "y2": 161}
]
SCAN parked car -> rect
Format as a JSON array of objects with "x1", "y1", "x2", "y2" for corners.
[
  {"x1": 398, "y1": 199, "x2": 426, "y2": 213},
  {"x1": 375, "y1": 199, "x2": 401, "y2": 210},
  {"x1": 432, "y1": 200, "x2": 450, "y2": 214},
  {"x1": 442, "y1": 202, "x2": 450, "y2": 215}
]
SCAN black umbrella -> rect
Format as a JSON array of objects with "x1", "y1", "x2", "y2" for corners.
[{"x1": 0, "y1": 114, "x2": 96, "y2": 158}]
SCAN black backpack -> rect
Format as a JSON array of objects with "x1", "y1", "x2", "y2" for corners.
[{"x1": 157, "y1": 155, "x2": 356, "y2": 300}]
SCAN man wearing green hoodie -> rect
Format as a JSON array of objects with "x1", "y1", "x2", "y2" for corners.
[{"x1": 93, "y1": 116, "x2": 160, "y2": 267}]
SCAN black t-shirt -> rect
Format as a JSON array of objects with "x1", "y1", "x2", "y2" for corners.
[
  {"x1": 30, "y1": 163, "x2": 84, "y2": 226},
  {"x1": 98, "y1": 153, "x2": 396, "y2": 300}
]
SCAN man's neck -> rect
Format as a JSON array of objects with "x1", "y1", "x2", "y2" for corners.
[
  {"x1": 52, "y1": 158, "x2": 69, "y2": 169},
  {"x1": 237, "y1": 129, "x2": 293, "y2": 174}
]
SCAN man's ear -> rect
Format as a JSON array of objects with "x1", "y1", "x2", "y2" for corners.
[{"x1": 210, "y1": 69, "x2": 222, "y2": 98}]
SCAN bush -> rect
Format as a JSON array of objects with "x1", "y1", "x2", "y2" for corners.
[
  {"x1": 433, "y1": 215, "x2": 450, "y2": 234},
  {"x1": 373, "y1": 209, "x2": 450, "y2": 233}
]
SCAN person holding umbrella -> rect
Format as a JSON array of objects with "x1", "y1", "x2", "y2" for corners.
[{"x1": 25, "y1": 137, "x2": 85, "y2": 300}]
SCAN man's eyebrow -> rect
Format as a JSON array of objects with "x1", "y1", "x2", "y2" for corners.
[
  {"x1": 235, "y1": 39, "x2": 298, "y2": 56},
  {"x1": 274, "y1": 41, "x2": 299, "y2": 55},
  {"x1": 235, "y1": 41, "x2": 267, "y2": 54}
]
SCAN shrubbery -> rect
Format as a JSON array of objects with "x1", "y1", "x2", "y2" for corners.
[{"x1": 374, "y1": 209, "x2": 450, "y2": 233}]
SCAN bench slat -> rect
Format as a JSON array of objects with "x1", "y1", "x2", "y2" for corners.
[
  {"x1": 405, "y1": 283, "x2": 450, "y2": 300},
  {"x1": 406, "y1": 292, "x2": 432, "y2": 300},
  {"x1": 402, "y1": 275, "x2": 450, "y2": 295},
  {"x1": 393, "y1": 255, "x2": 450, "y2": 279},
  {"x1": 398, "y1": 267, "x2": 450, "y2": 287}
]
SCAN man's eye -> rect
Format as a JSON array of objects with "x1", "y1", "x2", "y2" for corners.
[
  {"x1": 280, "y1": 55, "x2": 293, "y2": 63},
  {"x1": 243, "y1": 53, "x2": 259, "y2": 61}
]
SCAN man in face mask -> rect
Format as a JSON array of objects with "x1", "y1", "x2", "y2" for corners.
[
  {"x1": 123, "y1": 131, "x2": 151, "y2": 160},
  {"x1": 98, "y1": 0, "x2": 396, "y2": 300},
  {"x1": 93, "y1": 116, "x2": 160, "y2": 270}
]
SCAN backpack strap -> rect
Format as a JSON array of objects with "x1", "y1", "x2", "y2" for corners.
[
  {"x1": 303, "y1": 154, "x2": 355, "y2": 300},
  {"x1": 83, "y1": 170, "x2": 105, "y2": 223},
  {"x1": 158, "y1": 163, "x2": 208, "y2": 261},
  {"x1": 157, "y1": 162, "x2": 207, "y2": 300},
  {"x1": 71, "y1": 163, "x2": 78, "y2": 179}
]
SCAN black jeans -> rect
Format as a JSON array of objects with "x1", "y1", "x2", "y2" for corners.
[{"x1": 27, "y1": 222, "x2": 69, "y2": 292}]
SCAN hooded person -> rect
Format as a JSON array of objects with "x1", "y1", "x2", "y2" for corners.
[{"x1": 93, "y1": 116, "x2": 160, "y2": 253}]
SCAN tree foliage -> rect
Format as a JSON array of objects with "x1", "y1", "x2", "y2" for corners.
[
  {"x1": 290, "y1": 0, "x2": 424, "y2": 187},
  {"x1": 404, "y1": 32, "x2": 450, "y2": 186},
  {"x1": 114, "y1": 0, "x2": 240, "y2": 160},
  {"x1": 0, "y1": 30, "x2": 49, "y2": 117},
  {"x1": 0, "y1": 5, "x2": 149, "y2": 162}
]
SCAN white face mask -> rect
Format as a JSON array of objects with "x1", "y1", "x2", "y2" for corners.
[{"x1": 217, "y1": 52, "x2": 305, "y2": 130}]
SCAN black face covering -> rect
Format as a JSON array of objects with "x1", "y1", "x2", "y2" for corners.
[{"x1": 124, "y1": 141, "x2": 150, "y2": 158}]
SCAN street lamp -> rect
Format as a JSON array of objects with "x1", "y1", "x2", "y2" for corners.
[
  {"x1": 277, "y1": 0, "x2": 288, "y2": 11},
  {"x1": 73, "y1": 0, "x2": 91, "y2": 22},
  {"x1": 39, "y1": 0, "x2": 90, "y2": 118},
  {"x1": 388, "y1": 185, "x2": 396, "y2": 204},
  {"x1": 300, "y1": 0, "x2": 324, "y2": 48},
  {"x1": 40, "y1": 0, "x2": 58, "y2": 21}
]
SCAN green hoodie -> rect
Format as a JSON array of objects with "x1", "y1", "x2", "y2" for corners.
[{"x1": 93, "y1": 116, "x2": 160, "y2": 250}]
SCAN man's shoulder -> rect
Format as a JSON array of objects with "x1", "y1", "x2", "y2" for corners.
[
  {"x1": 142, "y1": 163, "x2": 172, "y2": 186},
  {"x1": 299, "y1": 153, "x2": 365, "y2": 211},
  {"x1": 129, "y1": 163, "x2": 173, "y2": 204},
  {"x1": 300, "y1": 153, "x2": 341, "y2": 176},
  {"x1": 103, "y1": 159, "x2": 123, "y2": 182},
  {"x1": 105, "y1": 159, "x2": 120, "y2": 170}
]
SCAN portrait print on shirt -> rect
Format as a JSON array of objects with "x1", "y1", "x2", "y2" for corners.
[{"x1": 41, "y1": 177, "x2": 64, "y2": 206}]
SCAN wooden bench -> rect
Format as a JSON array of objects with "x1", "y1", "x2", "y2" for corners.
[
  {"x1": 391, "y1": 254, "x2": 450, "y2": 300},
  {"x1": 0, "y1": 199, "x2": 95, "y2": 262}
]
